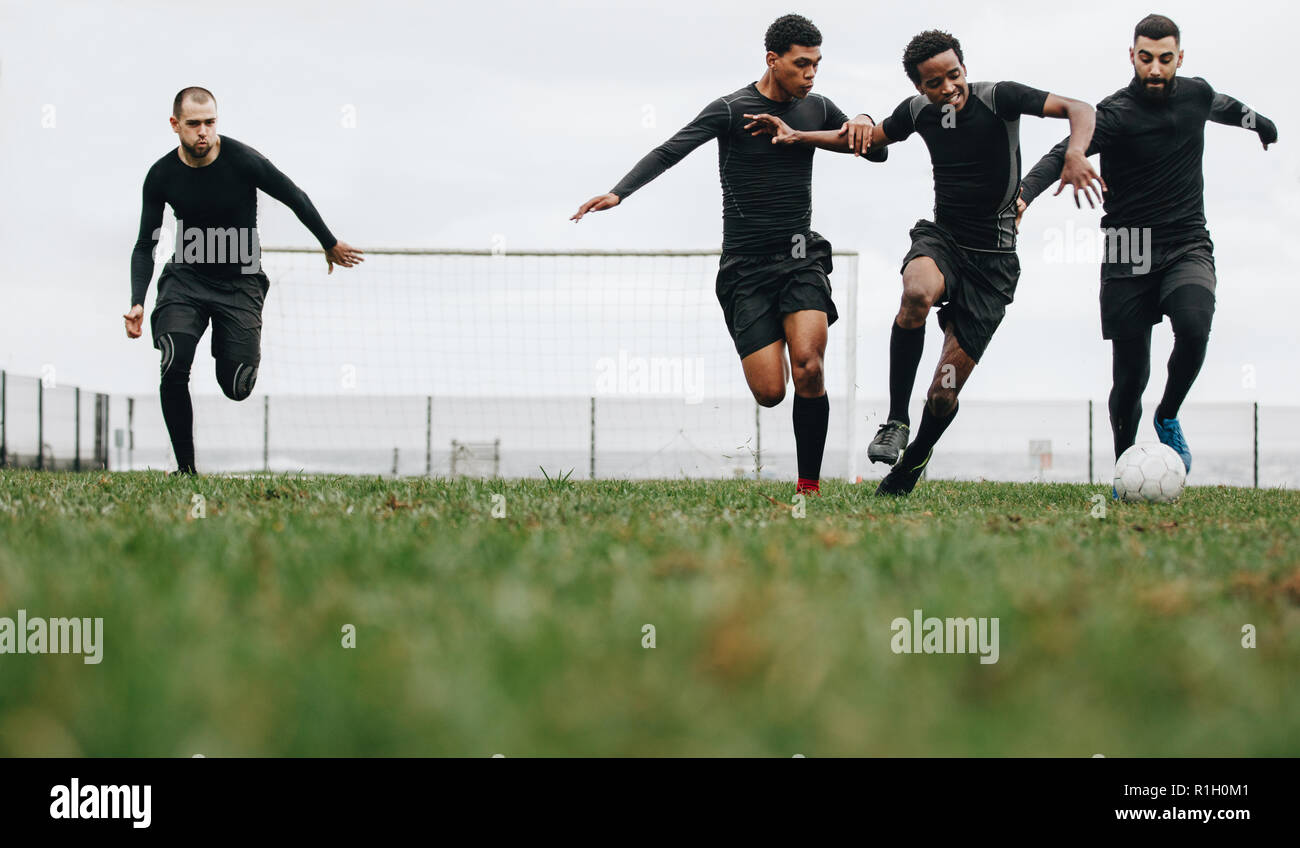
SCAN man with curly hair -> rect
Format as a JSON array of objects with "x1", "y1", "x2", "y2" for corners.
[
  {"x1": 1019, "y1": 15, "x2": 1277, "y2": 484},
  {"x1": 572, "y1": 14, "x2": 887, "y2": 497},
  {"x1": 758, "y1": 29, "x2": 1102, "y2": 495}
]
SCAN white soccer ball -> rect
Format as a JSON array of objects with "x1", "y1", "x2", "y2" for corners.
[{"x1": 1113, "y1": 442, "x2": 1186, "y2": 503}]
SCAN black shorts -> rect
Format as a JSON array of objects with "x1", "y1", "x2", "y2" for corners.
[
  {"x1": 900, "y1": 220, "x2": 1019, "y2": 363},
  {"x1": 150, "y1": 263, "x2": 269, "y2": 365},
  {"x1": 715, "y1": 231, "x2": 838, "y2": 360},
  {"x1": 1100, "y1": 242, "x2": 1216, "y2": 340}
]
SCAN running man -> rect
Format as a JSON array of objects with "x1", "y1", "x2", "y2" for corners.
[
  {"x1": 571, "y1": 14, "x2": 887, "y2": 496},
  {"x1": 1019, "y1": 14, "x2": 1277, "y2": 477},
  {"x1": 788, "y1": 30, "x2": 1101, "y2": 495},
  {"x1": 125, "y1": 87, "x2": 363, "y2": 474}
]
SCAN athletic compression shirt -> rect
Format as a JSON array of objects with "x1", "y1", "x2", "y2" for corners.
[
  {"x1": 609, "y1": 83, "x2": 886, "y2": 254},
  {"x1": 880, "y1": 81, "x2": 1050, "y2": 252},
  {"x1": 1021, "y1": 76, "x2": 1277, "y2": 275},
  {"x1": 130, "y1": 135, "x2": 337, "y2": 305}
]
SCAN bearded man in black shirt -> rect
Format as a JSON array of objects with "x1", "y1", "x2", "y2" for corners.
[{"x1": 1020, "y1": 14, "x2": 1277, "y2": 483}]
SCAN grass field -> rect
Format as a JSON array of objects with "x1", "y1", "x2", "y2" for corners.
[{"x1": 0, "y1": 469, "x2": 1297, "y2": 757}]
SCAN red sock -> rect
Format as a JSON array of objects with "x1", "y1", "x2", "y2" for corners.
[{"x1": 796, "y1": 477, "x2": 820, "y2": 494}]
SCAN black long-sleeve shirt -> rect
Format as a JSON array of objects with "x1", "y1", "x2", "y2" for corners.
[
  {"x1": 879, "y1": 81, "x2": 1050, "y2": 251},
  {"x1": 609, "y1": 83, "x2": 886, "y2": 255},
  {"x1": 1020, "y1": 76, "x2": 1277, "y2": 277},
  {"x1": 130, "y1": 135, "x2": 337, "y2": 305}
]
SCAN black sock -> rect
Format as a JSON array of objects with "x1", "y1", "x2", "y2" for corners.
[
  {"x1": 793, "y1": 392, "x2": 829, "y2": 483},
  {"x1": 159, "y1": 333, "x2": 198, "y2": 473},
  {"x1": 1155, "y1": 302, "x2": 1212, "y2": 421},
  {"x1": 888, "y1": 320, "x2": 925, "y2": 425},
  {"x1": 1109, "y1": 331, "x2": 1152, "y2": 459},
  {"x1": 897, "y1": 400, "x2": 958, "y2": 471}
]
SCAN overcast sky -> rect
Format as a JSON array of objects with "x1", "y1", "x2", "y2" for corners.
[{"x1": 1, "y1": 0, "x2": 1295, "y2": 405}]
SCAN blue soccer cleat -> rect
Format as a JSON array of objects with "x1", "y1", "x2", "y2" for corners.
[{"x1": 1153, "y1": 414, "x2": 1192, "y2": 473}]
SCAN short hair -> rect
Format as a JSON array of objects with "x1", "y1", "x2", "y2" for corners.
[
  {"x1": 765, "y1": 14, "x2": 822, "y2": 56},
  {"x1": 902, "y1": 30, "x2": 964, "y2": 85},
  {"x1": 173, "y1": 87, "x2": 216, "y2": 119},
  {"x1": 1134, "y1": 14, "x2": 1180, "y2": 45}
]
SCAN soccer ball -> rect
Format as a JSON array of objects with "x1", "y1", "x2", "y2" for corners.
[{"x1": 1113, "y1": 442, "x2": 1186, "y2": 503}]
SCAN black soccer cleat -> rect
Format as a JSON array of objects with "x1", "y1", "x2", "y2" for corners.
[
  {"x1": 867, "y1": 420, "x2": 910, "y2": 465},
  {"x1": 874, "y1": 448, "x2": 932, "y2": 497}
]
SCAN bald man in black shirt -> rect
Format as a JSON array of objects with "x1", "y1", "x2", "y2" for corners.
[
  {"x1": 125, "y1": 86, "x2": 363, "y2": 474},
  {"x1": 1019, "y1": 14, "x2": 1277, "y2": 481},
  {"x1": 572, "y1": 14, "x2": 887, "y2": 497}
]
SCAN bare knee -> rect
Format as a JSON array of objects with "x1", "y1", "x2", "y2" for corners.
[
  {"x1": 789, "y1": 352, "x2": 824, "y2": 396},
  {"x1": 752, "y1": 383, "x2": 786, "y2": 408},
  {"x1": 899, "y1": 263, "x2": 942, "y2": 327}
]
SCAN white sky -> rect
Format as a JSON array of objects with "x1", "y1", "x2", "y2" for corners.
[{"x1": 1, "y1": 0, "x2": 1296, "y2": 405}]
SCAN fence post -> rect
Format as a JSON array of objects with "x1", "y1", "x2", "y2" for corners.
[
  {"x1": 1087, "y1": 399, "x2": 1094, "y2": 484},
  {"x1": 75, "y1": 386, "x2": 81, "y2": 472},
  {"x1": 844, "y1": 253, "x2": 858, "y2": 483},
  {"x1": 755, "y1": 401, "x2": 762, "y2": 480},
  {"x1": 37, "y1": 377, "x2": 44, "y2": 471},
  {"x1": 589, "y1": 396, "x2": 596, "y2": 480},
  {"x1": 263, "y1": 395, "x2": 270, "y2": 473},
  {"x1": 1253, "y1": 402, "x2": 1259, "y2": 489},
  {"x1": 94, "y1": 394, "x2": 106, "y2": 470},
  {"x1": 127, "y1": 397, "x2": 134, "y2": 470},
  {"x1": 425, "y1": 395, "x2": 432, "y2": 477},
  {"x1": 0, "y1": 370, "x2": 6, "y2": 468}
]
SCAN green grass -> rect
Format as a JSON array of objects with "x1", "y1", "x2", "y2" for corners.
[{"x1": 0, "y1": 469, "x2": 1297, "y2": 756}]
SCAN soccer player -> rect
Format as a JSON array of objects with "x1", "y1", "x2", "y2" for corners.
[
  {"x1": 1019, "y1": 14, "x2": 1277, "y2": 477},
  {"x1": 124, "y1": 87, "x2": 363, "y2": 475},
  {"x1": 811, "y1": 29, "x2": 1102, "y2": 496},
  {"x1": 570, "y1": 14, "x2": 887, "y2": 496}
]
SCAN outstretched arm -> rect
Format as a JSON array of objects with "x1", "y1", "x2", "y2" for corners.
[
  {"x1": 1209, "y1": 89, "x2": 1278, "y2": 149},
  {"x1": 742, "y1": 112, "x2": 890, "y2": 160},
  {"x1": 126, "y1": 175, "x2": 165, "y2": 338},
  {"x1": 1021, "y1": 101, "x2": 1118, "y2": 210},
  {"x1": 245, "y1": 148, "x2": 363, "y2": 273},
  {"x1": 1037, "y1": 93, "x2": 1106, "y2": 208},
  {"x1": 572, "y1": 98, "x2": 729, "y2": 222}
]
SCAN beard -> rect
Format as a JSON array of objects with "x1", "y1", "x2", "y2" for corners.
[
  {"x1": 182, "y1": 138, "x2": 214, "y2": 159},
  {"x1": 1134, "y1": 72, "x2": 1173, "y2": 102}
]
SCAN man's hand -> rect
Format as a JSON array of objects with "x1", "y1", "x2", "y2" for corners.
[
  {"x1": 838, "y1": 114, "x2": 875, "y2": 155},
  {"x1": 1254, "y1": 114, "x2": 1278, "y2": 150},
  {"x1": 124, "y1": 304, "x2": 144, "y2": 339},
  {"x1": 1014, "y1": 189, "x2": 1027, "y2": 234},
  {"x1": 326, "y1": 241, "x2": 364, "y2": 275},
  {"x1": 742, "y1": 113, "x2": 799, "y2": 144},
  {"x1": 571, "y1": 193, "x2": 620, "y2": 222},
  {"x1": 1055, "y1": 150, "x2": 1107, "y2": 208}
]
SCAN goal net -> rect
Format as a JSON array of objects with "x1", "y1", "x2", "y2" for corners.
[{"x1": 122, "y1": 248, "x2": 861, "y2": 480}]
